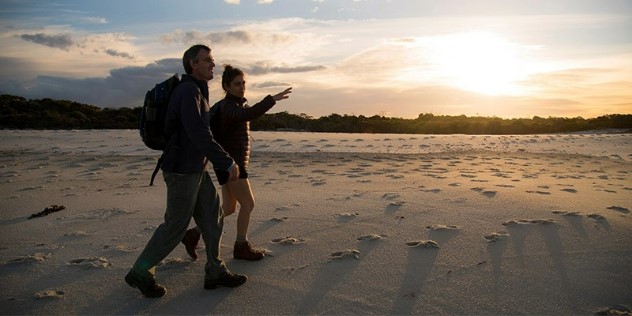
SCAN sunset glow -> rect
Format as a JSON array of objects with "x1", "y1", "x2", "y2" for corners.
[
  {"x1": 423, "y1": 32, "x2": 534, "y2": 95},
  {"x1": 0, "y1": 0, "x2": 630, "y2": 119}
]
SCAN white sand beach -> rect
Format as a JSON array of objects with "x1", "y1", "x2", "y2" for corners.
[{"x1": 1, "y1": 129, "x2": 631, "y2": 315}]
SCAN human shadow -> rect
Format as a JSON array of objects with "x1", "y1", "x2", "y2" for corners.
[
  {"x1": 486, "y1": 237, "x2": 509, "y2": 296},
  {"x1": 505, "y1": 224, "x2": 533, "y2": 266},
  {"x1": 558, "y1": 214, "x2": 587, "y2": 237},
  {"x1": 389, "y1": 246, "x2": 439, "y2": 315},
  {"x1": 293, "y1": 241, "x2": 379, "y2": 315}
]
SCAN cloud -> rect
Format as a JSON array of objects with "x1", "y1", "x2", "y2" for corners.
[
  {"x1": 18, "y1": 33, "x2": 74, "y2": 50},
  {"x1": 160, "y1": 29, "x2": 294, "y2": 46},
  {"x1": 246, "y1": 63, "x2": 326, "y2": 75},
  {"x1": 222, "y1": 0, "x2": 274, "y2": 4},
  {"x1": 80, "y1": 16, "x2": 108, "y2": 24},
  {"x1": 0, "y1": 58, "x2": 182, "y2": 108},
  {"x1": 252, "y1": 81, "x2": 293, "y2": 89},
  {"x1": 210, "y1": 30, "x2": 254, "y2": 44},
  {"x1": 104, "y1": 48, "x2": 135, "y2": 60}
]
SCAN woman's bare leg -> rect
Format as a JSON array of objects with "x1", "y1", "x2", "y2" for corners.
[
  {"x1": 223, "y1": 179, "x2": 255, "y2": 239},
  {"x1": 221, "y1": 185, "x2": 238, "y2": 217}
]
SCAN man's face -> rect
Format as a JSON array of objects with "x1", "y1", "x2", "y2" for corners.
[{"x1": 191, "y1": 49, "x2": 215, "y2": 81}]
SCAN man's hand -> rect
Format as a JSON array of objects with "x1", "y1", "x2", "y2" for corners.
[
  {"x1": 272, "y1": 87, "x2": 292, "y2": 101},
  {"x1": 228, "y1": 164, "x2": 240, "y2": 182}
]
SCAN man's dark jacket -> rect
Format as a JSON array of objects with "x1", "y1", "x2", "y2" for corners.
[{"x1": 162, "y1": 75, "x2": 234, "y2": 174}]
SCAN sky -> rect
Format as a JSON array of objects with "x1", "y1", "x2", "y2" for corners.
[{"x1": 1, "y1": 0, "x2": 631, "y2": 119}]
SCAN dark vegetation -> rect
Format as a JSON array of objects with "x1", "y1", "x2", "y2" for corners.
[{"x1": 1, "y1": 94, "x2": 631, "y2": 134}]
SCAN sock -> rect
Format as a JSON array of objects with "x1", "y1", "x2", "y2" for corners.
[{"x1": 236, "y1": 235, "x2": 247, "y2": 243}]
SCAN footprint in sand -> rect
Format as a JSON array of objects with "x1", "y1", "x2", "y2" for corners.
[
  {"x1": 68, "y1": 257, "x2": 111, "y2": 268},
  {"x1": 63, "y1": 231, "x2": 90, "y2": 237},
  {"x1": 309, "y1": 178, "x2": 327, "y2": 186},
  {"x1": 552, "y1": 210, "x2": 582, "y2": 216},
  {"x1": 283, "y1": 264, "x2": 310, "y2": 275},
  {"x1": 381, "y1": 193, "x2": 400, "y2": 200},
  {"x1": 388, "y1": 201, "x2": 405, "y2": 207},
  {"x1": 471, "y1": 187, "x2": 497, "y2": 198},
  {"x1": 157, "y1": 258, "x2": 194, "y2": 270},
  {"x1": 269, "y1": 217, "x2": 289, "y2": 222},
  {"x1": 405, "y1": 240, "x2": 439, "y2": 248},
  {"x1": 271, "y1": 236, "x2": 305, "y2": 245},
  {"x1": 33, "y1": 290, "x2": 65, "y2": 300},
  {"x1": 595, "y1": 305, "x2": 631, "y2": 315},
  {"x1": 587, "y1": 214, "x2": 606, "y2": 220},
  {"x1": 102, "y1": 245, "x2": 137, "y2": 253},
  {"x1": 421, "y1": 188, "x2": 442, "y2": 193},
  {"x1": 526, "y1": 190, "x2": 551, "y2": 195},
  {"x1": 426, "y1": 224, "x2": 460, "y2": 231},
  {"x1": 356, "y1": 234, "x2": 387, "y2": 241},
  {"x1": 328, "y1": 249, "x2": 360, "y2": 261},
  {"x1": 484, "y1": 232, "x2": 509, "y2": 242},
  {"x1": 560, "y1": 188, "x2": 578, "y2": 193},
  {"x1": 335, "y1": 212, "x2": 359, "y2": 222},
  {"x1": 74, "y1": 208, "x2": 133, "y2": 220},
  {"x1": 606, "y1": 206, "x2": 630, "y2": 214},
  {"x1": 7, "y1": 252, "x2": 51, "y2": 264},
  {"x1": 502, "y1": 219, "x2": 556, "y2": 226}
]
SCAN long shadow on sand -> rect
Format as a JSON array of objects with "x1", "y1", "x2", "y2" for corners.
[
  {"x1": 293, "y1": 241, "x2": 380, "y2": 314},
  {"x1": 389, "y1": 247, "x2": 439, "y2": 315}
]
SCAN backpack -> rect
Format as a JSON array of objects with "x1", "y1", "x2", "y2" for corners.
[
  {"x1": 139, "y1": 74, "x2": 180, "y2": 185},
  {"x1": 139, "y1": 74, "x2": 180, "y2": 150}
]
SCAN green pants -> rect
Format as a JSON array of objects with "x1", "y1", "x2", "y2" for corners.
[{"x1": 131, "y1": 171, "x2": 227, "y2": 279}]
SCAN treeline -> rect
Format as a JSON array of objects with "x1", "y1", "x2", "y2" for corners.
[
  {"x1": 0, "y1": 95, "x2": 140, "y2": 129},
  {"x1": 1, "y1": 94, "x2": 631, "y2": 134}
]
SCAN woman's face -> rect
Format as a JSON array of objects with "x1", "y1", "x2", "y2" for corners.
[{"x1": 226, "y1": 74, "x2": 246, "y2": 98}]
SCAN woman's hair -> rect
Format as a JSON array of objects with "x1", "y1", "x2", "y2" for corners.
[
  {"x1": 182, "y1": 44, "x2": 210, "y2": 75},
  {"x1": 221, "y1": 64, "x2": 245, "y2": 92}
]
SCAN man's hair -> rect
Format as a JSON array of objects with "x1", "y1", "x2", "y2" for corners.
[{"x1": 182, "y1": 44, "x2": 211, "y2": 74}]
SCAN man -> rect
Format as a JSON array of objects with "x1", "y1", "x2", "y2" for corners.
[{"x1": 125, "y1": 44, "x2": 246, "y2": 298}]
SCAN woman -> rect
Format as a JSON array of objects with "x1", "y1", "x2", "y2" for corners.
[{"x1": 182, "y1": 65, "x2": 292, "y2": 261}]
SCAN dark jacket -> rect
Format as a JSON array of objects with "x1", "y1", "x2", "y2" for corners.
[
  {"x1": 215, "y1": 93, "x2": 276, "y2": 168},
  {"x1": 161, "y1": 75, "x2": 234, "y2": 174}
]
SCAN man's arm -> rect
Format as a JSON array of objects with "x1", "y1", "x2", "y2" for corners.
[{"x1": 178, "y1": 86, "x2": 235, "y2": 172}]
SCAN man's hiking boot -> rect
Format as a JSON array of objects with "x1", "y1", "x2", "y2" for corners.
[
  {"x1": 181, "y1": 228, "x2": 201, "y2": 260},
  {"x1": 125, "y1": 271, "x2": 166, "y2": 298},
  {"x1": 233, "y1": 241, "x2": 265, "y2": 261},
  {"x1": 204, "y1": 272, "x2": 248, "y2": 289}
]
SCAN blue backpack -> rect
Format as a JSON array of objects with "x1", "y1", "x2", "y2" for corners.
[{"x1": 139, "y1": 74, "x2": 180, "y2": 151}]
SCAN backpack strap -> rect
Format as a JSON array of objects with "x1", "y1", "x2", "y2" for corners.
[
  {"x1": 149, "y1": 129, "x2": 179, "y2": 186},
  {"x1": 149, "y1": 154, "x2": 164, "y2": 186}
]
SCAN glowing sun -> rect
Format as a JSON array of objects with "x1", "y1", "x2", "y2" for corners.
[{"x1": 424, "y1": 31, "x2": 532, "y2": 95}]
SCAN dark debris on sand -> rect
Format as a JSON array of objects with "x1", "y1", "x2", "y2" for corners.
[{"x1": 28, "y1": 205, "x2": 65, "y2": 219}]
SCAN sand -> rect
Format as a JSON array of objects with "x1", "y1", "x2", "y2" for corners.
[{"x1": 1, "y1": 129, "x2": 631, "y2": 315}]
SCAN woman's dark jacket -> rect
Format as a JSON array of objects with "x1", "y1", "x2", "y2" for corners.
[{"x1": 214, "y1": 93, "x2": 276, "y2": 168}]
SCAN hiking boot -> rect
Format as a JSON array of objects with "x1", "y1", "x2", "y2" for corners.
[
  {"x1": 181, "y1": 228, "x2": 201, "y2": 260},
  {"x1": 204, "y1": 272, "x2": 248, "y2": 289},
  {"x1": 125, "y1": 271, "x2": 166, "y2": 298},
  {"x1": 233, "y1": 241, "x2": 265, "y2": 261}
]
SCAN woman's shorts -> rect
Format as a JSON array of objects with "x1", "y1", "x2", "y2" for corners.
[{"x1": 214, "y1": 164, "x2": 248, "y2": 185}]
